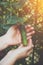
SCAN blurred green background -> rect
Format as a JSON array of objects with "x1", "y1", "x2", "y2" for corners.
[{"x1": 0, "y1": 0, "x2": 43, "y2": 65}]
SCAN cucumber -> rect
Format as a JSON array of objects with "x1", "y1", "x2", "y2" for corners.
[{"x1": 20, "y1": 25, "x2": 28, "y2": 46}]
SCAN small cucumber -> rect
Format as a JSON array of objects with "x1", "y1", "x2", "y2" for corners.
[{"x1": 20, "y1": 25, "x2": 28, "y2": 46}]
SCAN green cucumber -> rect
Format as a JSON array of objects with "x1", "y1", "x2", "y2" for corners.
[{"x1": 20, "y1": 25, "x2": 28, "y2": 46}]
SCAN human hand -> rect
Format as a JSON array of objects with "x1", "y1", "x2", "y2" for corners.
[
  {"x1": 5, "y1": 25, "x2": 35, "y2": 46},
  {"x1": 0, "y1": 39, "x2": 33, "y2": 65},
  {"x1": 0, "y1": 25, "x2": 35, "y2": 50},
  {"x1": 11, "y1": 39, "x2": 33, "y2": 60}
]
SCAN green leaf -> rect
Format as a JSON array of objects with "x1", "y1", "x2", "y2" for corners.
[{"x1": 6, "y1": 15, "x2": 25, "y2": 24}]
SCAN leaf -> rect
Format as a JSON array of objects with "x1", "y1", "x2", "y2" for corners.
[{"x1": 6, "y1": 15, "x2": 25, "y2": 24}]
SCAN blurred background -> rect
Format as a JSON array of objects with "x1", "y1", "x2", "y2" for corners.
[{"x1": 0, "y1": 0, "x2": 43, "y2": 65}]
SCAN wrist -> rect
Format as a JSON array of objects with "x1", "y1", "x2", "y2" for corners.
[
  {"x1": 5, "y1": 50, "x2": 17, "y2": 65},
  {"x1": 0, "y1": 50, "x2": 17, "y2": 65},
  {"x1": 0, "y1": 34, "x2": 8, "y2": 51},
  {"x1": 8, "y1": 50, "x2": 17, "y2": 61}
]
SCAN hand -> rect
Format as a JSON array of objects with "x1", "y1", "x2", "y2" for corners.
[
  {"x1": 5, "y1": 25, "x2": 35, "y2": 46},
  {"x1": 0, "y1": 39, "x2": 33, "y2": 65},
  {"x1": 10, "y1": 39, "x2": 33, "y2": 60},
  {"x1": 0, "y1": 25, "x2": 35, "y2": 51}
]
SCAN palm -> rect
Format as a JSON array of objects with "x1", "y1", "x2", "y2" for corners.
[{"x1": 6, "y1": 25, "x2": 21, "y2": 45}]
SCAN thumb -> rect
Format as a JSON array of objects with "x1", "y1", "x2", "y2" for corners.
[
  {"x1": 28, "y1": 39, "x2": 34, "y2": 47},
  {"x1": 18, "y1": 44, "x2": 23, "y2": 48}
]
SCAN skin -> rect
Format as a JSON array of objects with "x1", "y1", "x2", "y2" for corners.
[{"x1": 0, "y1": 25, "x2": 35, "y2": 65}]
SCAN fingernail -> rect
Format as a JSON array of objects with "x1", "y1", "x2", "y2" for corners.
[
  {"x1": 31, "y1": 27, "x2": 34, "y2": 29},
  {"x1": 33, "y1": 31, "x2": 35, "y2": 33},
  {"x1": 32, "y1": 45, "x2": 34, "y2": 47}
]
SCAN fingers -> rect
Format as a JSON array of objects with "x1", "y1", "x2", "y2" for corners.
[
  {"x1": 25, "y1": 25, "x2": 35, "y2": 36},
  {"x1": 26, "y1": 39, "x2": 34, "y2": 52},
  {"x1": 24, "y1": 43, "x2": 33, "y2": 57},
  {"x1": 25, "y1": 25, "x2": 34, "y2": 50},
  {"x1": 25, "y1": 25, "x2": 34, "y2": 32},
  {"x1": 25, "y1": 25, "x2": 31, "y2": 29},
  {"x1": 26, "y1": 25, "x2": 35, "y2": 42},
  {"x1": 26, "y1": 31, "x2": 35, "y2": 36},
  {"x1": 28, "y1": 39, "x2": 34, "y2": 47},
  {"x1": 27, "y1": 49, "x2": 33, "y2": 56}
]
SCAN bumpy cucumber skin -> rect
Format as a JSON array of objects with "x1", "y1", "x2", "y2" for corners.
[{"x1": 20, "y1": 25, "x2": 28, "y2": 46}]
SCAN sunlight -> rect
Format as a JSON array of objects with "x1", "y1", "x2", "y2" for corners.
[{"x1": 38, "y1": 0, "x2": 43, "y2": 15}]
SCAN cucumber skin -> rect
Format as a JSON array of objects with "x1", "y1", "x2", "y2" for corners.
[{"x1": 20, "y1": 25, "x2": 28, "y2": 46}]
